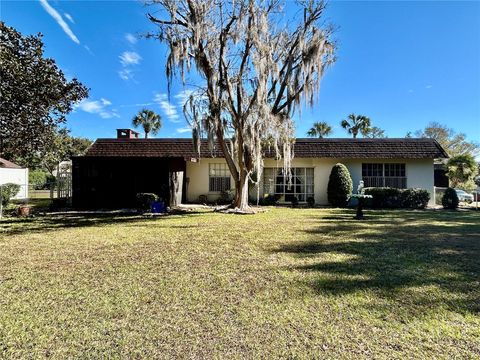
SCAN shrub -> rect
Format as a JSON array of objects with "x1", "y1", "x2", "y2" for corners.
[
  {"x1": 401, "y1": 188, "x2": 430, "y2": 209},
  {"x1": 219, "y1": 189, "x2": 234, "y2": 204},
  {"x1": 198, "y1": 194, "x2": 208, "y2": 203},
  {"x1": 306, "y1": 196, "x2": 315, "y2": 208},
  {"x1": 327, "y1": 163, "x2": 353, "y2": 207},
  {"x1": 259, "y1": 194, "x2": 280, "y2": 206},
  {"x1": 136, "y1": 193, "x2": 159, "y2": 211},
  {"x1": 1, "y1": 183, "x2": 21, "y2": 206},
  {"x1": 29, "y1": 170, "x2": 48, "y2": 190},
  {"x1": 364, "y1": 187, "x2": 402, "y2": 208},
  {"x1": 442, "y1": 187, "x2": 459, "y2": 209},
  {"x1": 364, "y1": 187, "x2": 431, "y2": 209}
]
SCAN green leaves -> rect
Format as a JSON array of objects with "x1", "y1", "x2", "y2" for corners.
[
  {"x1": 307, "y1": 121, "x2": 332, "y2": 138},
  {"x1": 132, "y1": 109, "x2": 162, "y2": 138},
  {"x1": 0, "y1": 22, "x2": 88, "y2": 162},
  {"x1": 340, "y1": 114, "x2": 371, "y2": 138},
  {"x1": 446, "y1": 154, "x2": 478, "y2": 191}
]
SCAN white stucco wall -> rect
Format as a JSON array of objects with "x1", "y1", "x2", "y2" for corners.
[
  {"x1": 186, "y1": 158, "x2": 235, "y2": 202},
  {"x1": 0, "y1": 168, "x2": 29, "y2": 199},
  {"x1": 186, "y1": 158, "x2": 435, "y2": 206}
]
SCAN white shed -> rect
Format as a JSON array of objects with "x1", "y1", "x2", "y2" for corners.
[{"x1": 0, "y1": 158, "x2": 29, "y2": 199}]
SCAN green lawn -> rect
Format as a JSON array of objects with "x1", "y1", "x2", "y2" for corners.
[{"x1": 1, "y1": 208, "x2": 479, "y2": 359}]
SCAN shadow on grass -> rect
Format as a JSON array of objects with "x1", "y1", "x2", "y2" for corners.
[
  {"x1": 0, "y1": 210, "x2": 207, "y2": 236},
  {"x1": 276, "y1": 209, "x2": 480, "y2": 314}
]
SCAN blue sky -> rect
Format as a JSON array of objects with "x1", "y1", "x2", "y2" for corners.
[{"x1": 2, "y1": 0, "x2": 479, "y2": 141}]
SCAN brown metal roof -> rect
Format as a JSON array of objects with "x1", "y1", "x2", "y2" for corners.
[
  {"x1": 0, "y1": 157, "x2": 22, "y2": 169},
  {"x1": 84, "y1": 138, "x2": 448, "y2": 159}
]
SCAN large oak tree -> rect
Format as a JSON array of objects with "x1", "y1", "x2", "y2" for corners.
[
  {"x1": 147, "y1": 0, "x2": 335, "y2": 211},
  {"x1": 0, "y1": 22, "x2": 88, "y2": 164}
]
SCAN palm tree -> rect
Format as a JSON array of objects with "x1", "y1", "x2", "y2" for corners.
[
  {"x1": 340, "y1": 114, "x2": 371, "y2": 138},
  {"x1": 307, "y1": 121, "x2": 332, "y2": 138},
  {"x1": 132, "y1": 109, "x2": 162, "y2": 138}
]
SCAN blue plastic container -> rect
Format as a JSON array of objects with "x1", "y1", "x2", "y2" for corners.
[{"x1": 151, "y1": 201, "x2": 166, "y2": 213}]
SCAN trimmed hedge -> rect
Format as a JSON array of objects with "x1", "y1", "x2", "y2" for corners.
[
  {"x1": 402, "y1": 188, "x2": 430, "y2": 209},
  {"x1": 363, "y1": 187, "x2": 430, "y2": 209},
  {"x1": 442, "y1": 187, "x2": 459, "y2": 209},
  {"x1": 327, "y1": 163, "x2": 353, "y2": 207}
]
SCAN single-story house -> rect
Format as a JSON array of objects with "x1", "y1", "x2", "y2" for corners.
[
  {"x1": 0, "y1": 158, "x2": 29, "y2": 199},
  {"x1": 72, "y1": 129, "x2": 448, "y2": 208}
]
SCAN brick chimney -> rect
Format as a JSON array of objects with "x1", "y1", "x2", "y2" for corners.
[{"x1": 116, "y1": 129, "x2": 139, "y2": 139}]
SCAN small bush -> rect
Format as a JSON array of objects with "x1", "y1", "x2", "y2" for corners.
[
  {"x1": 306, "y1": 196, "x2": 315, "y2": 208},
  {"x1": 1, "y1": 183, "x2": 21, "y2": 206},
  {"x1": 364, "y1": 187, "x2": 402, "y2": 208},
  {"x1": 136, "y1": 193, "x2": 159, "y2": 211},
  {"x1": 401, "y1": 188, "x2": 430, "y2": 209},
  {"x1": 259, "y1": 194, "x2": 280, "y2": 206},
  {"x1": 219, "y1": 189, "x2": 234, "y2": 204},
  {"x1": 442, "y1": 187, "x2": 459, "y2": 209},
  {"x1": 198, "y1": 194, "x2": 208, "y2": 203},
  {"x1": 327, "y1": 163, "x2": 353, "y2": 207}
]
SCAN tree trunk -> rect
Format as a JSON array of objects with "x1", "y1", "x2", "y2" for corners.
[{"x1": 233, "y1": 169, "x2": 250, "y2": 211}]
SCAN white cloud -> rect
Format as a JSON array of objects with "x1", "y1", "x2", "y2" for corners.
[
  {"x1": 119, "y1": 51, "x2": 142, "y2": 66},
  {"x1": 125, "y1": 33, "x2": 137, "y2": 44},
  {"x1": 118, "y1": 68, "x2": 133, "y2": 81},
  {"x1": 101, "y1": 98, "x2": 112, "y2": 106},
  {"x1": 118, "y1": 51, "x2": 142, "y2": 81},
  {"x1": 174, "y1": 89, "x2": 194, "y2": 108},
  {"x1": 119, "y1": 102, "x2": 154, "y2": 108},
  {"x1": 177, "y1": 127, "x2": 192, "y2": 134},
  {"x1": 74, "y1": 98, "x2": 119, "y2": 119},
  {"x1": 425, "y1": 85, "x2": 433, "y2": 89},
  {"x1": 154, "y1": 93, "x2": 180, "y2": 122},
  {"x1": 39, "y1": 0, "x2": 80, "y2": 44},
  {"x1": 64, "y1": 13, "x2": 74, "y2": 24}
]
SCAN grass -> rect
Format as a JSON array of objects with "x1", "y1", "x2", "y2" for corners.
[{"x1": 1, "y1": 208, "x2": 479, "y2": 359}]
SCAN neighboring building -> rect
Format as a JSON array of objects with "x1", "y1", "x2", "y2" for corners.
[
  {"x1": 72, "y1": 129, "x2": 448, "y2": 208},
  {"x1": 0, "y1": 158, "x2": 29, "y2": 199}
]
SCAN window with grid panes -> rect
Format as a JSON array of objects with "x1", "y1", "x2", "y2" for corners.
[
  {"x1": 362, "y1": 163, "x2": 406, "y2": 188},
  {"x1": 263, "y1": 167, "x2": 314, "y2": 202},
  {"x1": 384, "y1": 163, "x2": 405, "y2": 177},
  {"x1": 209, "y1": 163, "x2": 231, "y2": 192}
]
